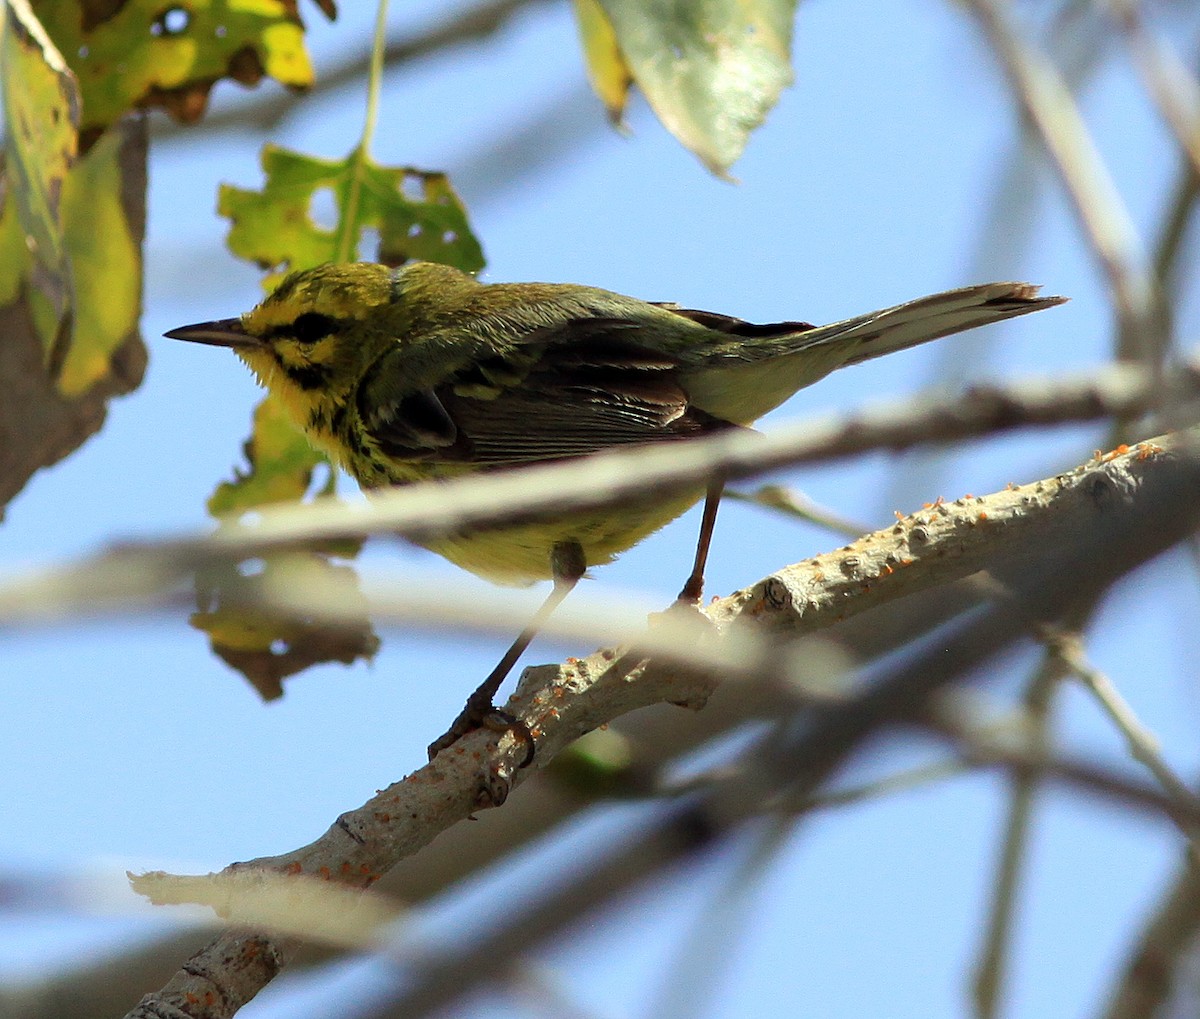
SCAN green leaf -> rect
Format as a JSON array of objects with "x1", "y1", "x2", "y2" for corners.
[
  {"x1": 206, "y1": 143, "x2": 482, "y2": 690},
  {"x1": 591, "y1": 0, "x2": 797, "y2": 176},
  {"x1": 34, "y1": 0, "x2": 333, "y2": 149},
  {"x1": 219, "y1": 144, "x2": 485, "y2": 279}
]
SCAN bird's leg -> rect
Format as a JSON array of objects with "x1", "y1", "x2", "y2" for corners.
[
  {"x1": 677, "y1": 476, "x2": 726, "y2": 603},
  {"x1": 427, "y1": 540, "x2": 586, "y2": 766}
]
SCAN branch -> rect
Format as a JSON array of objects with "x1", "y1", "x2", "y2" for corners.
[
  {"x1": 123, "y1": 436, "x2": 1200, "y2": 1018},
  {"x1": 2, "y1": 357, "x2": 1196, "y2": 627},
  {"x1": 962, "y1": 0, "x2": 1170, "y2": 365}
]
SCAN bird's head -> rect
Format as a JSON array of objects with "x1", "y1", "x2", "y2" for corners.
[{"x1": 165, "y1": 262, "x2": 402, "y2": 403}]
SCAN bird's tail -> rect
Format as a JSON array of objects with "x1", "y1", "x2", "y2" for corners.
[
  {"x1": 685, "y1": 282, "x2": 1066, "y2": 425},
  {"x1": 795, "y1": 282, "x2": 1066, "y2": 366}
]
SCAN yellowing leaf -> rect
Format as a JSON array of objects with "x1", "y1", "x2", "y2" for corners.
[
  {"x1": 35, "y1": 0, "x2": 333, "y2": 148},
  {"x1": 220, "y1": 144, "x2": 485, "y2": 279},
  {"x1": 592, "y1": 0, "x2": 798, "y2": 176},
  {"x1": 200, "y1": 388, "x2": 374, "y2": 695},
  {"x1": 192, "y1": 555, "x2": 379, "y2": 701},
  {"x1": 0, "y1": 3, "x2": 147, "y2": 511},
  {"x1": 2, "y1": 0, "x2": 77, "y2": 331},
  {"x1": 208, "y1": 392, "x2": 328, "y2": 517},
  {"x1": 573, "y1": 0, "x2": 632, "y2": 124},
  {"x1": 57, "y1": 126, "x2": 143, "y2": 394}
]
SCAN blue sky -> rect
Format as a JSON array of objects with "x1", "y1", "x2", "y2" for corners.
[{"x1": 3, "y1": 1, "x2": 1200, "y2": 1017}]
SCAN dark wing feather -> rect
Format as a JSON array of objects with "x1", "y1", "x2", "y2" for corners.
[
  {"x1": 653, "y1": 303, "x2": 814, "y2": 337},
  {"x1": 360, "y1": 318, "x2": 736, "y2": 467}
]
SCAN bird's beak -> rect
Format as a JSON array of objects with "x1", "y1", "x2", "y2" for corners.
[{"x1": 163, "y1": 317, "x2": 260, "y2": 349}]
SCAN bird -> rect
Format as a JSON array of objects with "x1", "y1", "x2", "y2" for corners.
[{"x1": 166, "y1": 260, "x2": 1064, "y2": 761}]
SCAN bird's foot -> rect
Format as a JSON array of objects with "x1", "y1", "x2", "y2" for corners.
[{"x1": 427, "y1": 696, "x2": 536, "y2": 770}]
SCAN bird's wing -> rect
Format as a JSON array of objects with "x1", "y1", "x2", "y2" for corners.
[
  {"x1": 651, "y1": 303, "x2": 815, "y2": 337},
  {"x1": 358, "y1": 317, "x2": 737, "y2": 467}
]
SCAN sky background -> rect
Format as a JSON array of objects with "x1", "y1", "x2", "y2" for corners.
[{"x1": 4, "y1": 1, "x2": 1200, "y2": 1016}]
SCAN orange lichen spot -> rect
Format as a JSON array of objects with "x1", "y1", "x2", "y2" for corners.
[
  {"x1": 1101, "y1": 443, "x2": 1130, "y2": 462},
  {"x1": 204, "y1": 992, "x2": 217, "y2": 1006},
  {"x1": 894, "y1": 510, "x2": 905, "y2": 520},
  {"x1": 567, "y1": 656, "x2": 580, "y2": 664},
  {"x1": 186, "y1": 993, "x2": 200, "y2": 1005},
  {"x1": 374, "y1": 812, "x2": 392, "y2": 824},
  {"x1": 901, "y1": 558, "x2": 913, "y2": 566},
  {"x1": 243, "y1": 943, "x2": 261, "y2": 961},
  {"x1": 340, "y1": 862, "x2": 353, "y2": 874},
  {"x1": 318, "y1": 866, "x2": 332, "y2": 880},
  {"x1": 553, "y1": 687, "x2": 566, "y2": 699},
  {"x1": 359, "y1": 864, "x2": 372, "y2": 874},
  {"x1": 978, "y1": 512, "x2": 988, "y2": 521},
  {"x1": 284, "y1": 861, "x2": 303, "y2": 875},
  {"x1": 1137, "y1": 441, "x2": 1162, "y2": 460}
]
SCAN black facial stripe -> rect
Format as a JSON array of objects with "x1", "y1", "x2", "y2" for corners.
[
  {"x1": 285, "y1": 362, "x2": 333, "y2": 391},
  {"x1": 266, "y1": 311, "x2": 348, "y2": 345}
]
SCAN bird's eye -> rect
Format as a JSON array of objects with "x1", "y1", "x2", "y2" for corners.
[{"x1": 290, "y1": 311, "x2": 340, "y2": 345}]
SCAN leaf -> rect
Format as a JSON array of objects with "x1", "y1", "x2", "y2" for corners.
[
  {"x1": 57, "y1": 125, "x2": 144, "y2": 395},
  {"x1": 2, "y1": 0, "x2": 78, "y2": 325},
  {"x1": 192, "y1": 555, "x2": 379, "y2": 701},
  {"x1": 208, "y1": 391, "x2": 329, "y2": 516},
  {"x1": 588, "y1": 0, "x2": 798, "y2": 176},
  {"x1": 573, "y1": 0, "x2": 632, "y2": 125},
  {"x1": 34, "y1": 0, "x2": 335, "y2": 150},
  {"x1": 220, "y1": 144, "x2": 485, "y2": 279},
  {"x1": 206, "y1": 144, "x2": 482, "y2": 691},
  {"x1": 198, "y1": 392, "x2": 375, "y2": 696},
  {"x1": 0, "y1": 2, "x2": 147, "y2": 513}
]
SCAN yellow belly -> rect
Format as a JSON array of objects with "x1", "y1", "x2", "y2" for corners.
[{"x1": 416, "y1": 486, "x2": 708, "y2": 584}]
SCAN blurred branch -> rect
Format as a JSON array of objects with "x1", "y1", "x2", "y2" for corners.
[
  {"x1": 1049, "y1": 629, "x2": 1200, "y2": 852},
  {"x1": 151, "y1": 0, "x2": 562, "y2": 140},
  {"x1": 970, "y1": 650, "x2": 1064, "y2": 1019},
  {"x1": 726, "y1": 483, "x2": 872, "y2": 539},
  {"x1": 1105, "y1": 0, "x2": 1200, "y2": 183},
  {"x1": 1098, "y1": 864, "x2": 1200, "y2": 1019},
  {"x1": 2, "y1": 356, "x2": 1195, "y2": 628},
  {"x1": 124, "y1": 435, "x2": 1200, "y2": 1018},
  {"x1": 962, "y1": 0, "x2": 1171, "y2": 366}
]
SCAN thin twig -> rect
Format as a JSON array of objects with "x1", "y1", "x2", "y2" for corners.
[
  {"x1": 1047, "y1": 629, "x2": 1200, "y2": 853},
  {"x1": 2, "y1": 360, "x2": 1195, "y2": 628},
  {"x1": 970, "y1": 650, "x2": 1064, "y2": 1019}
]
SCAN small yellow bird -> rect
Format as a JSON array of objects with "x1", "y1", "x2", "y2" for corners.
[{"x1": 167, "y1": 261, "x2": 1063, "y2": 758}]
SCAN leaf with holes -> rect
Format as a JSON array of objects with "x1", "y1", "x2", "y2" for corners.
[
  {"x1": 209, "y1": 390, "x2": 330, "y2": 517},
  {"x1": 586, "y1": 0, "x2": 797, "y2": 176},
  {"x1": 196, "y1": 395, "x2": 374, "y2": 694},
  {"x1": 34, "y1": 0, "x2": 335, "y2": 151},
  {"x1": 219, "y1": 143, "x2": 485, "y2": 280}
]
